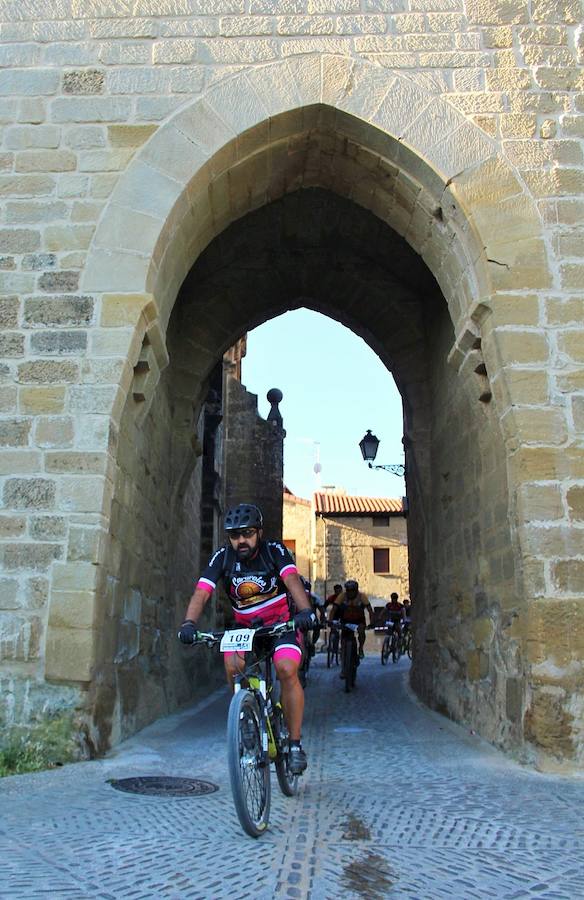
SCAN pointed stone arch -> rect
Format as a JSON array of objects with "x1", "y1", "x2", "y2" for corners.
[{"x1": 44, "y1": 55, "x2": 568, "y2": 764}]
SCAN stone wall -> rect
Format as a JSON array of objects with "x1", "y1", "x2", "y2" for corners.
[{"x1": 0, "y1": 2, "x2": 582, "y2": 765}]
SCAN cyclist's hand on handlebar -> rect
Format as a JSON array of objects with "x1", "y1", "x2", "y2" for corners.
[
  {"x1": 177, "y1": 619, "x2": 198, "y2": 644},
  {"x1": 295, "y1": 609, "x2": 318, "y2": 633}
]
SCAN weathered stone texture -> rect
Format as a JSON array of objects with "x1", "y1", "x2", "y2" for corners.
[{"x1": 0, "y1": 4, "x2": 582, "y2": 767}]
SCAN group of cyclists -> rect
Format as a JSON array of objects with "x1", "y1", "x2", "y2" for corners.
[{"x1": 177, "y1": 501, "x2": 412, "y2": 778}]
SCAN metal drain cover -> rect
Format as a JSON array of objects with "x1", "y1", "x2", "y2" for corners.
[{"x1": 109, "y1": 776, "x2": 219, "y2": 797}]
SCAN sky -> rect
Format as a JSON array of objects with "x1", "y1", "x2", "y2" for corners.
[{"x1": 241, "y1": 308, "x2": 406, "y2": 501}]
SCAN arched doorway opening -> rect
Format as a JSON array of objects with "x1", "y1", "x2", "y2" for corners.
[{"x1": 45, "y1": 58, "x2": 560, "y2": 761}]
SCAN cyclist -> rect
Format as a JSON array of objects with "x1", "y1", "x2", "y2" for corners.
[
  {"x1": 178, "y1": 503, "x2": 317, "y2": 775},
  {"x1": 402, "y1": 597, "x2": 412, "y2": 636},
  {"x1": 333, "y1": 579, "x2": 374, "y2": 665},
  {"x1": 385, "y1": 592, "x2": 405, "y2": 642},
  {"x1": 324, "y1": 583, "x2": 343, "y2": 611}
]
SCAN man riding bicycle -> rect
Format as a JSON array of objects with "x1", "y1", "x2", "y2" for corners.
[
  {"x1": 331, "y1": 579, "x2": 374, "y2": 666},
  {"x1": 178, "y1": 503, "x2": 317, "y2": 775},
  {"x1": 385, "y1": 592, "x2": 405, "y2": 639}
]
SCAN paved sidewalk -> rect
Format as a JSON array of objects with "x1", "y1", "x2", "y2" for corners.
[{"x1": 1, "y1": 654, "x2": 584, "y2": 900}]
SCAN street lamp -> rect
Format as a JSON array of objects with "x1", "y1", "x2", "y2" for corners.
[{"x1": 359, "y1": 430, "x2": 405, "y2": 477}]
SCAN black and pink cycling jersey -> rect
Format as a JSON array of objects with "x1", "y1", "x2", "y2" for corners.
[{"x1": 196, "y1": 540, "x2": 297, "y2": 626}]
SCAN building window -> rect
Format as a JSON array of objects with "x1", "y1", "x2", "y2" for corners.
[
  {"x1": 373, "y1": 515, "x2": 390, "y2": 527},
  {"x1": 283, "y1": 539, "x2": 296, "y2": 557},
  {"x1": 373, "y1": 548, "x2": 390, "y2": 573}
]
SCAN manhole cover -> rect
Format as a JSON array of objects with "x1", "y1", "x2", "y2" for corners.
[{"x1": 108, "y1": 776, "x2": 219, "y2": 797}]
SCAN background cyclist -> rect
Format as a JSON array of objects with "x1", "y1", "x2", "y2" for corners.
[
  {"x1": 385, "y1": 592, "x2": 405, "y2": 643},
  {"x1": 332, "y1": 579, "x2": 374, "y2": 668}
]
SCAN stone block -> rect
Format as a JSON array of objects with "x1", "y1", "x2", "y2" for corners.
[
  {"x1": 0, "y1": 296, "x2": 19, "y2": 328},
  {"x1": 38, "y1": 271, "x2": 80, "y2": 293},
  {"x1": 47, "y1": 589, "x2": 96, "y2": 631},
  {"x1": 0, "y1": 450, "x2": 41, "y2": 474},
  {"x1": 6, "y1": 201, "x2": 68, "y2": 225},
  {"x1": 1, "y1": 542, "x2": 63, "y2": 571},
  {"x1": 517, "y1": 483, "x2": 564, "y2": 523},
  {"x1": 0, "y1": 69, "x2": 60, "y2": 96},
  {"x1": 51, "y1": 97, "x2": 132, "y2": 123},
  {"x1": 0, "y1": 579, "x2": 19, "y2": 610},
  {"x1": 26, "y1": 576, "x2": 49, "y2": 610},
  {"x1": 5, "y1": 125, "x2": 61, "y2": 150},
  {"x1": 22, "y1": 253, "x2": 57, "y2": 271},
  {"x1": 0, "y1": 515, "x2": 25, "y2": 538},
  {"x1": 19, "y1": 386, "x2": 66, "y2": 415},
  {"x1": 67, "y1": 526, "x2": 105, "y2": 563},
  {"x1": 58, "y1": 475, "x2": 110, "y2": 514},
  {"x1": 34, "y1": 416, "x2": 74, "y2": 449},
  {"x1": 0, "y1": 332, "x2": 24, "y2": 357},
  {"x1": 30, "y1": 331, "x2": 88, "y2": 356},
  {"x1": 18, "y1": 97, "x2": 46, "y2": 124},
  {"x1": 573, "y1": 397, "x2": 584, "y2": 433},
  {"x1": 64, "y1": 126, "x2": 106, "y2": 151},
  {"x1": 52, "y1": 562, "x2": 99, "y2": 593},
  {"x1": 0, "y1": 175, "x2": 56, "y2": 199},
  {"x1": 0, "y1": 386, "x2": 17, "y2": 414},
  {"x1": 63, "y1": 70, "x2": 105, "y2": 95},
  {"x1": 45, "y1": 625, "x2": 95, "y2": 683},
  {"x1": 24, "y1": 296, "x2": 94, "y2": 328},
  {"x1": 45, "y1": 452, "x2": 109, "y2": 475},
  {"x1": 30, "y1": 516, "x2": 67, "y2": 541},
  {"x1": 58, "y1": 174, "x2": 90, "y2": 199},
  {"x1": 107, "y1": 125, "x2": 157, "y2": 148},
  {"x1": 4, "y1": 477, "x2": 56, "y2": 510},
  {"x1": 502, "y1": 407, "x2": 568, "y2": 446},
  {"x1": 0, "y1": 613, "x2": 41, "y2": 661},
  {"x1": 552, "y1": 560, "x2": 584, "y2": 594},
  {"x1": 0, "y1": 418, "x2": 31, "y2": 447},
  {"x1": 16, "y1": 150, "x2": 76, "y2": 173},
  {"x1": 0, "y1": 229, "x2": 40, "y2": 253},
  {"x1": 17, "y1": 360, "x2": 79, "y2": 384},
  {"x1": 558, "y1": 332, "x2": 584, "y2": 364},
  {"x1": 45, "y1": 225, "x2": 94, "y2": 251},
  {"x1": 100, "y1": 293, "x2": 156, "y2": 328}
]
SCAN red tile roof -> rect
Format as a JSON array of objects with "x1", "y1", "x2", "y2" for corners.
[{"x1": 313, "y1": 493, "x2": 404, "y2": 515}]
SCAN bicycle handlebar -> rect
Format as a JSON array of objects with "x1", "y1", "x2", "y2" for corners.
[{"x1": 192, "y1": 620, "x2": 296, "y2": 647}]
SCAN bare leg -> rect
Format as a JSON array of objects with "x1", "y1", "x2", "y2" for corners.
[
  {"x1": 224, "y1": 652, "x2": 245, "y2": 690},
  {"x1": 275, "y1": 657, "x2": 304, "y2": 741}
]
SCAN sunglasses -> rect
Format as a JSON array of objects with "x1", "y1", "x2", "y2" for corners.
[{"x1": 227, "y1": 528, "x2": 258, "y2": 539}]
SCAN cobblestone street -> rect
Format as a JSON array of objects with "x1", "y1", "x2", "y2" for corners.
[{"x1": 1, "y1": 653, "x2": 584, "y2": 900}]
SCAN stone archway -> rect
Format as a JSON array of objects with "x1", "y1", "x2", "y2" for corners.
[{"x1": 40, "y1": 56, "x2": 579, "y2": 766}]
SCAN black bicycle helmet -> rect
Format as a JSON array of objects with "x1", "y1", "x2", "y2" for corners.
[
  {"x1": 224, "y1": 503, "x2": 263, "y2": 531},
  {"x1": 344, "y1": 579, "x2": 358, "y2": 591}
]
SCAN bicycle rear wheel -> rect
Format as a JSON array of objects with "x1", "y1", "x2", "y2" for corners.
[
  {"x1": 272, "y1": 703, "x2": 299, "y2": 797},
  {"x1": 381, "y1": 636, "x2": 390, "y2": 665},
  {"x1": 227, "y1": 689, "x2": 271, "y2": 838}
]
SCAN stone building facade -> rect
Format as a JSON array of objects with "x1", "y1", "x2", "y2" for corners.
[
  {"x1": 0, "y1": 1, "x2": 583, "y2": 767},
  {"x1": 283, "y1": 488, "x2": 409, "y2": 602}
]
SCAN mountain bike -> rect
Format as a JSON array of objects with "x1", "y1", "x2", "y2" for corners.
[
  {"x1": 341, "y1": 622, "x2": 360, "y2": 692},
  {"x1": 327, "y1": 622, "x2": 340, "y2": 668},
  {"x1": 381, "y1": 627, "x2": 391, "y2": 665},
  {"x1": 192, "y1": 621, "x2": 299, "y2": 838},
  {"x1": 401, "y1": 626, "x2": 413, "y2": 659}
]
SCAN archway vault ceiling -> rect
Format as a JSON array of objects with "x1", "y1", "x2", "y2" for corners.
[{"x1": 170, "y1": 188, "x2": 445, "y2": 413}]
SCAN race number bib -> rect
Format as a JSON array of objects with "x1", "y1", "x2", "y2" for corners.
[{"x1": 220, "y1": 629, "x2": 254, "y2": 653}]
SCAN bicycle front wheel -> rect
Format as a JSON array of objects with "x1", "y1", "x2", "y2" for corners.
[
  {"x1": 227, "y1": 689, "x2": 271, "y2": 838},
  {"x1": 343, "y1": 638, "x2": 356, "y2": 692},
  {"x1": 381, "y1": 636, "x2": 390, "y2": 665},
  {"x1": 391, "y1": 633, "x2": 400, "y2": 663},
  {"x1": 272, "y1": 703, "x2": 299, "y2": 797}
]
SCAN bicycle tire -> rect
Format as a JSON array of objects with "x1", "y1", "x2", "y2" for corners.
[
  {"x1": 343, "y1": 637, "x2": 356, "y2": 692},
  {"x1": 227, "y1": 689, "x2": 271, "y2": 838},
  {"x1": 406, "y1": 632, "x2": 413, "y2": 660},
  {"x1": 272, "y1": 703, "x2": 299, "y2": 797},
  {"x1": 391, "y1": 632, "x2": 400, "y2": 663},
  {"x1": 381, "y1": 636, "x2": 390, "y2": 665}
]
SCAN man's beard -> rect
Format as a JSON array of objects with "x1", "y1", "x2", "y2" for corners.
[{"x1": 236, "y1": 544, "x2": 252, "y2": 560}]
